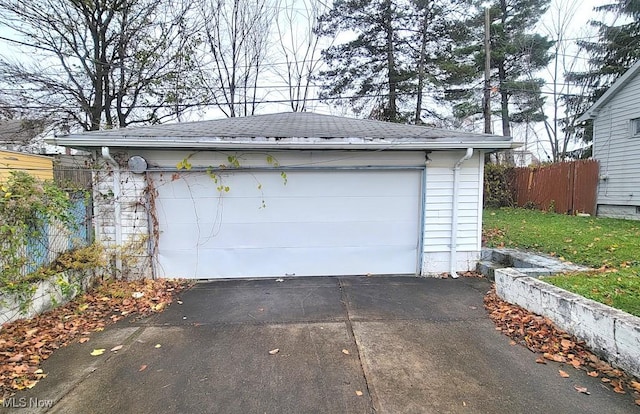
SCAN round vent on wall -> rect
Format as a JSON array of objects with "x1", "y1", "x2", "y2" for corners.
[{"x1": 128, "y1": 156, "x2": 147, "y2": 173}]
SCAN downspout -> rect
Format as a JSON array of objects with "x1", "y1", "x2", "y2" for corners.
[
  {"x1": 450, "y1": 148, "x2": 473, "y2": 279},
  {"x1": 101, "y1": 147, "x2": 123, "y2": 276}
]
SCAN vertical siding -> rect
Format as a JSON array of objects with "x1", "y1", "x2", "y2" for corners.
[
  {"x1": 0, "y1": 150, "x2": 53, "y2": 181},
  {"x1": 593, "y1": 71, "x2": 640, "y2": 206}
]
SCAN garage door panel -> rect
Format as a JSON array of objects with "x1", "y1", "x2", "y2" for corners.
[
  {"x1": 157, "y1": 170, "x2": 421, "y2": 199},
  {"x1": 154, "y1": 169, "x2": 422, "y2": 278},
  {"x1": 158, "y1": 245, "x2": 418, "y2": 278},
  {"x1": 159, "y1": 196, "x2": 419, "y2": 225},
  {"x1": 160, "y1": 220, "x2": 418, "y2": 250}
]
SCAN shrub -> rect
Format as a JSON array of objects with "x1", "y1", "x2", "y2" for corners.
[{"x1": 484, "y1": 163, "x2": 515, "y2": 208}]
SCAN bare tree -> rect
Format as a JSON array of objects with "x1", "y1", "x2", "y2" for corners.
[
  {"x1": 273, "y1": 0, "x2": 329, "y2": 112},
  {"x1": 0, "y1": 0, "x2": 201, "y2": 131},
  {"x1": 197, "y1": 0, "x2": 274, "y2": 117},
  {"x1": 533, "y1": 0, "x2": 594, "y2": 161}
]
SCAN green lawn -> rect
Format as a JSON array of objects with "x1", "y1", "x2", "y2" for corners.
[{"x1": 483, "y1": 208, "x2": 640, "y2": 317}]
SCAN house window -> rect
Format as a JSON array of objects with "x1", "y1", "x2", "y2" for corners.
[{"x1": 633, "y1": 118, "x2": 640, "y2": 136}]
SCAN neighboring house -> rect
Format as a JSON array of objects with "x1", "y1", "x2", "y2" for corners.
[
  {"x1": 579, "y1": 60, "x2": 640, "y2": 220},
  {"x1": 49, "y1": 112, "x2": 517, "y2": 279},
  {"x1": 0, "y1": 119, "x2": 46, "y2": 153},
  {"x1": 0, "y1": 149, "x2": 53, "y2": 181}
]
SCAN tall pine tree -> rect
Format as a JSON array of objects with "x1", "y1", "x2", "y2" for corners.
[
  {"x1": 317, "y1": 0, "x2": 464, "y2": 123},
  {"x1": 317, "y1": 0, "x2": 412, "y2": 122},
  {"x1": 567, "y1": 0, "x2": 640, "y2": 143},
  {"x1": 445, "y1": 0, "x2": 553, "y2": 137}
]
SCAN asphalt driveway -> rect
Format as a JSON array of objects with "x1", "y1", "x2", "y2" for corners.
[{"x1": 3, "y1": 276, "x2": 637, "y2": 413}]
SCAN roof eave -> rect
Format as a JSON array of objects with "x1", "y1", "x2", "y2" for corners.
[
  {"x1": 46, "y1": 137, "x2": 519, "y2": 151},
  {"x1": 578, "y1": 59, "x2": 640, "y2": 122}
]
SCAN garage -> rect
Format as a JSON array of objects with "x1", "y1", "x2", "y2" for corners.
[
  {"x1": 153, "y1": 168, "x2": 422, "y2": 278},
  {"x1": 51, "y1": 111, "x2": 517, "y2": 279}
]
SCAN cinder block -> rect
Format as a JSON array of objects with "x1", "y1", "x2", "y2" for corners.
[
  {"x1": 534, "y1": 280, "x2": 577, "y2": 332},
  {"x1": 613, "y1": 314, "x2": 640, "y2": 378},
  {"x1": 570, "y1": 297, "x2": 616, "y2": 356}
]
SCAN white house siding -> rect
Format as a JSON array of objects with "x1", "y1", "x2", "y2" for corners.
[
  {"x1": 593, "y1": 70, "x2": 640, "y2": 220},
  {"x1": 93, "y1": 149, "x2": 484, "y2": 278},
  {"x1": 422, "y1": 151, "x2": 483, "y2": 274}
]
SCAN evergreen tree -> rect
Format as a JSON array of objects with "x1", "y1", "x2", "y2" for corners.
[
  {"x1": 317, "y1": 0, "x2": 412, "y2": 122},
  {"x1": 317, "y1": 0, "x2": 462, "y2": 123},
  {"x1": 444, "y1": 0, "x2": 553, "y2": 137},
  {"x1": 567, "y1": 0, "x2": 640, "y2": 143}
]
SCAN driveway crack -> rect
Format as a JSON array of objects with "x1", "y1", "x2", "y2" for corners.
[{"x1": 338, "y1": 277, "x2": 378, "y2": 413}]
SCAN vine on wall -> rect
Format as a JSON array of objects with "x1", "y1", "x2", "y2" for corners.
[
  {"x1": 176, "y1": 152, "x2": 288, "y2": 208},
  {"x1": 0, "y1": 171, "x2": 102, "y2": 312}
]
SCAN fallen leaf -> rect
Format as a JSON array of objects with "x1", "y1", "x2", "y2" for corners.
[
  {"x1": 268, "y1": 348, "x2": 279, "y2": 355},
  {"x1": 611, "y1": 381, "x2": 626, "y2": 394},
  {"x1": 535, "y1": 357, "x2": 547, "y2": 364},
  {"x1": 132, "y1": 292, "x2": 144, "y2": 299},
  {"x1": 559, "y1": 370, "x2": 570, "y2": 378},
  {"x1": 355, "y1": 390, "x2": 363, "y2": 396},
  {"x1": 138, "y1": 365, "x2": 147, "y2": 372},
  {"x1": 154, "y1": 344, "x2": 162, "y2": 349},
  {"x1": 561, "y1": 339, "x2": 573, "y2": 349},
  {"x1": 110, "y1": 345, "x2": 123, "y2": 352},
  {"x1": 509, "y1": 340, "x2": 516, "y2": 346},
  {"x1": 635, "y1": 399, "x2": 640, "y2": 406},
  {"x1": 630, "y1": 381, "x2": 640, "y2": 392},
  {"x1": 90, "y1": 349, "x2": 105, "y2": 356},
  {"x1": 574, "y1": 385, "x2": 590, "y2": 395},
  {"x1": 587, "y1": 371, "x2": 599, "y2": 377},
  {"x1": 7, "y1": 354, "x2": 24, "y2": 363},
  {"x1": 342, "y1": 349, "x2": 350, "y2": 355},
  {"x1": 79, "y1": 337, "x2": 90, "y2": 343},
  {"x1": 601, "y1": 378, "x2": 611, "y2": 383},
  {"x1": 569, "y1": 359, "x2": 581, "y2": 369}
]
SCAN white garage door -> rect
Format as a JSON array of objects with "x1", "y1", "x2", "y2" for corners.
[{"x1": 153, "y1": 169, "x2": 422, "y2": 278}]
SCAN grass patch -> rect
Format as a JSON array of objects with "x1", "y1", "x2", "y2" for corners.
[{"x1": 483, "y1": 207, "x2": 640, "y2": 317}]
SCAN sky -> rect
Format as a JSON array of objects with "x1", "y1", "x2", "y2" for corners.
[{"x1": 0, "y1": 0, "x2": 614, "y2": 161}]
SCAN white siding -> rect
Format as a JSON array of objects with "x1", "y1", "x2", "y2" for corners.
[
  {"x1": 593, "y1": 70, "x2": 640, "y2": 209},
  {"x1": 422, "y1": 151, "x2": 483, "y2": 274}
]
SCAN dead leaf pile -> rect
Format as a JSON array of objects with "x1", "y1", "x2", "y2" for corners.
[
  {"x1": 484, "y1": 285, "x2": 640, "y2": 404},
  {"x1": 0, "y1": 278, "x2": 190, "y2": 399}
]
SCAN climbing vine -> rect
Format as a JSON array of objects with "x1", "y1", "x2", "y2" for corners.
[
  {"x1": 176, "y1": 152, "x2": 288, "y2": 207},
  {"x1": 0, "y1": 172, "x2": 74, "y2": 289},
  {"x1": 0, "y1": 171, "x2": 102, "y2": 312}
]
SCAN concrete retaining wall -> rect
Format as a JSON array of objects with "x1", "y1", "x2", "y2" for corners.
[
  {"x1": 495, "y1": 268, "x2": 640, "y2": 379},
  {"x1": 0, "y1": 269, "x2": 101, "y2": 324}
]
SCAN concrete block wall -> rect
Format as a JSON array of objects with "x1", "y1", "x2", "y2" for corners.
[
  {"x1": 0, "y1": 269, "x2": 103, "y2": 324},
  {"x1": 495, "y1": 268, "x2": 640, "y2": 378}
]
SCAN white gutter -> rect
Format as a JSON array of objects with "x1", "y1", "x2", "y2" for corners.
[
  {"x1": 101, "y1": 147, "x2": 123, "y2": 276},
  {"x1": 48, "y1": 138, "x2": 519, "y2": 151},
  {"x1": 450, "y1": 148, "x2": 473, "y2": 279}
]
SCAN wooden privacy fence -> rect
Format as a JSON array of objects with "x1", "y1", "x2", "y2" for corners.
[{"x1": 512, "y1": 160, "x2": 599, "y2": 215}]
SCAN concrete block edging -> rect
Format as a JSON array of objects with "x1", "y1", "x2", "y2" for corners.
[{"x1": 494, "y1": 267, "x2": 640, "y2": 379}]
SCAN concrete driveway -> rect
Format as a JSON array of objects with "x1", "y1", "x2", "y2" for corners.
[{"x1": 4, "y1": 276, "x2": 637, "y2": 413}]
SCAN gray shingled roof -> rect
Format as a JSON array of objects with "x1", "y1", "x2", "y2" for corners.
[
  {"x1": 49, "y1": 112, "x2": 517, "y2": 150},
  {"x1": 0, "y1": 119, "x2": 46, "y2": 144}
]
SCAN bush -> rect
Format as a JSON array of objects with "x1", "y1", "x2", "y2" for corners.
[{"x1": 484, "y1": 163, "x2": 515, "y2": 208}]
